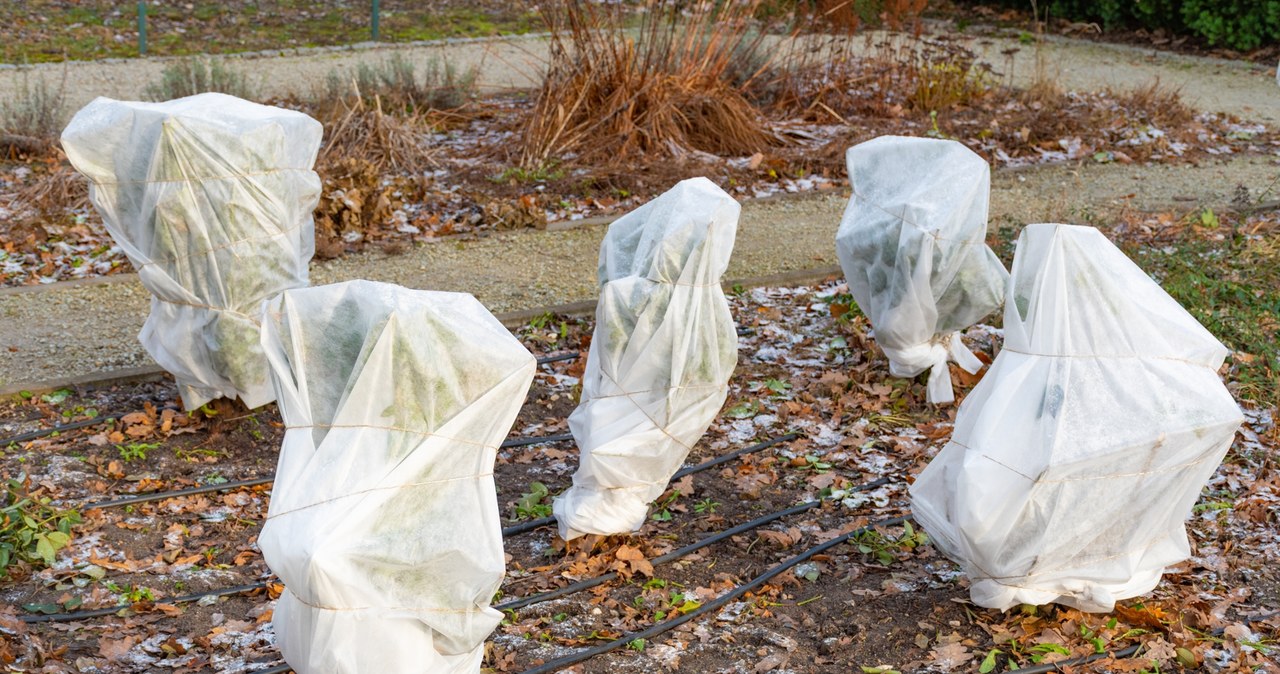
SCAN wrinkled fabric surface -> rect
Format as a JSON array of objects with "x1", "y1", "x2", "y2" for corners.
[
  {"x1": 61, "y1": 93, "x2": 321, "y2": 409},
  {"x1": 910, "y1": 224, "x2": 1243, "y2": 612},
  {"x1": 258, "y1": 280, "x2": 535, "y2": 674},
  {"x1": 554, "y1": 177, "x2": 739, "y2": 539},
  {"x1": 836, "y1": 136, "x2": 1007, "y2": 403}
]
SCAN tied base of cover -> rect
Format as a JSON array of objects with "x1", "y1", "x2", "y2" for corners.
[
  {"x1": 553, "y1": 483, "x2": 649, "y2": 540},
  {"x1": 882, "y1": 331, "x2": 984, "y2": 404}
]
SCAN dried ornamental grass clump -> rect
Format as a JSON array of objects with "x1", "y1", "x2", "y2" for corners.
[
  {"x1": 910, "y1": 224, "x2": 1244, "y2": 612},
  {"x1": 836, "y1": 135, "x2": 1007, "y2": 404},
  {"x1": 60, "y1": 93, "x2": 321, "y2": 410},
  {"x1": 554, "y1": 177, "x2": 739, "y2": 539},
  {"x1": 258, "y1": 280, "x2": 535, "y2": 674}
]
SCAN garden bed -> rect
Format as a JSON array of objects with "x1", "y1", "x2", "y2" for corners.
[{"x1": 0, "y1": 278, "x2": 1274, "y2": 673}]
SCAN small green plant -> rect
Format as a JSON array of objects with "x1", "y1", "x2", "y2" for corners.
[
  {"x1": 145, "y1": 57, "x2": 254, "y2": 101},
  {"x1": 490, "y1": 164, "x2": 566, "y2": 184},
  {"x1": 853, "y1": 521, "x2": 928, "y2": 565},
  {"x1": 979, "y1": 648, "x2": 1002, "y2": 673},
  {"x1": 104, "y1": 581, "x2": 156, "y2": 604},
  {"x1": 514, "y1": 482, "x2": 552, "y2": 520},
  {"x1": 693, "y1": 498, "x2": 720, "y2": 514},
  {"x1": 650, "y1": 490, "x2": 681, "y2": 522},
  {"x1": 117, "y1": 442, "x2": 160, "y2": 463},
  {"x1": 758, "y1": 378, "x2": 791, "y2": 396},
  {"x1": 627, "y1": 638, "x2": 646, "y2": 652},
  {"x1": 797, "y1": 455, "x2": 832, "y2": 474},
  {"x1": 40, "y1": 389, "x2": 71, "y2": 405},
  {"x1": 1027, "y1": 642, "x2": 1071, "y2": 664},
  {"x1": 1, "y1": 475, "x2": 80, "y2": 575}
]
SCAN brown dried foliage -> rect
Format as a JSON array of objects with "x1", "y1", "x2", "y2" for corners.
[{"x1": 517, "y1": 0, "x2": 777, "y2": 169}]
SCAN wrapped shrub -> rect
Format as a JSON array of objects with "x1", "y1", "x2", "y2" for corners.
[
  {"x1": 258, "y1": 280, "x2": 535, "y2": 673},
  {"x1": 554, "y1": 177, "x2": 739, "y2": 539},
  {"x1": 835, "y1": 135, "x2": 1007, "y2": 404},
  {"x1": 61, "y1": 93, "x2": 321, "y2": 409},
  {"x1": 910, "y1": 224, "x2": 1244, "y2": 612}
]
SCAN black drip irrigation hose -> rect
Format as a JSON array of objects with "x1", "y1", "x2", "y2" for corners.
[
  {"x1": 20, "y1": 582, "x2": 269, "y2": 624},
  {"x1": 29, "y1": 432, "x2": 807, "y2": 624},
  {"x1": 1004, "y1": 609, "x2": 1280, "y2": 674},
  {"x1": 496, "y1": 475, "x2": 892, "y2": 613},
  {"x1": 0, "y1": 413, "x2": 125, "y2": 447},
  {"x1": 1006, "y1": 644, "x2": 1143, "y2": 674},
  {"x1": 0, "y1": 352, "x2": 581, "y2": 449},
  {"x1": 77, "y1": 433, "x2": 575, "y2": 511},
  {"x1": 536, "y1": 352, "x2": 579, "y2": 366},
  {"x1": 500, "y1": 433, "x2": 800, "y2": 537},
  {"x1": 516, "y1": 514, "x2": 913, "y2": 674}
]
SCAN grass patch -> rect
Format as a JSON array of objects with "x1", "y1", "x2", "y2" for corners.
[
  {"x1": 1127, "y1": 226, "x2": 1280, "y2": 406},
  {"x1": 2, "y1": 2, "x2": 541, "y2": 64}
]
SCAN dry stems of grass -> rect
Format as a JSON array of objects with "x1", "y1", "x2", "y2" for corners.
[
  {"x1": 317, "y1": 96, "x2": 436, "y2": 175},
  {"x1": 1, "y1": 70, "x2": 67, "y2": 158},
  {"x1": 517, "y1": 0, "x2": 777, "y2": 169}
]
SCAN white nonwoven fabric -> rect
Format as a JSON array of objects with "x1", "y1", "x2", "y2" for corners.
[
  {"x1": 554, "y1": 177, "x2": 739, "y2": 540},
  {"x1": 835, "y1": 136, "x2": 1007, "y2": 404},
  {"x1": 910, "y1": 224, "x2": 1244, "y2": 612},
  {"x1": 61, "y1": 93, "x2": 322, "y2": 410},
  {"x1": 257, "y1": 280, "x2": 535, "y2": 674}
]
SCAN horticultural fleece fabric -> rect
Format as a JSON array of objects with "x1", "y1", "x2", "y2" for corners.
[
  {"x1": 554, "y1": 177, "x2": 739, "y2": 540},
  {"x1": 910, "y1": 224, "x2": 1244, "y2": 612},
  {"x1": 258, "y1": 281, "x2": 535, "y2": 674},
  {"x1": 835, "y1": 135, "x2": 1007, "y2": 404},
  {"x1": 61, "y1": 93, "x2": 321, "y2": 410}
]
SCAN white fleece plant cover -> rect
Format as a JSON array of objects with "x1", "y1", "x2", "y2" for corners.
[
  {"x1": 910, "y1": 224, "x2": 1244, "y2": 612},
  {"x1": 61, "y1": 93, "x2": 321, "y2": 410},
  {"x1": 835, "y1": 136, "x2": 1007, "y2": 404},
  {"x1": 554, "y1": 177, "x2": 739, "y2": 540},
  {"x1": 258, "y1": 280, "x2": 535, "y2": 674}
]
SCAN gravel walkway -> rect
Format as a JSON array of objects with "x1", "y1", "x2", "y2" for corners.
[
  {"x1": 2, "y1": 28, "x2": 1276, "y2": 128},
  {"x1": 2, "y1": 153, "x2": 1277, "y2": 392},
  {"x1": 1, "y1": 30, "x2": 1277, "y2": 392}
]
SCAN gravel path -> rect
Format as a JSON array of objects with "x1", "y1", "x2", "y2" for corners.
[
  {"x1": 3, "y1": 28, "x2": 1277, "y2": 128},
  {"x1": 1, "y1": 30, "x2": 1278, "y2": 392},
  {"x1": 2, "y1": 152, "x2": 1277, "y2": 391}
]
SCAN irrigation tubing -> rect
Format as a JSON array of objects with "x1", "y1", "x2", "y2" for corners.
[
  {"x1": 0, "y1": 353, "x2": 582, "y2": 449},
  {"x1": 496, "y1": 475, "x2": 892, "y2": 613},
  {"x1": 29, "y1": 432, "x2": 807, "y2": 624},
  {"x1": 516, "y1": 514, "x2": 913, "y2": 674},
  {"x1": 0, "y1": 413, "x2": 125, "y2": 447},
  {"x1": 1006, "y1": 644, "x2": 1143, "y2": 674},
  {"x1": 79, "y1": 433, "x2": 574, "y2": 511},
  {"x1": 20, "y1": 582, "x2": 269, "y2": 624},
  {"x1": 1004, "y1": 608, "x2": 1280, "y2": 674},
  {"x1": 500, "y1": 433, "x2": 800, "y2": 537}
]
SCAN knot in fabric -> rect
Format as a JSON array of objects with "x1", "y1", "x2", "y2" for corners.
[{"x1": 882, "y1": 332, "x2": 983, "y2": 404}]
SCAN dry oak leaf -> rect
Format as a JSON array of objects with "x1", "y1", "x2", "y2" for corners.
[
  {"x1": 929, "y1": 641, "x2": 974, "y2": 670},
  {"x1": 98, "y1": 635, "x2": 138, "y2": 661},
  {"x1": 613, "y1": 544, "x2": 654, "y2": 578}
]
